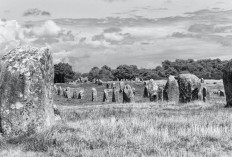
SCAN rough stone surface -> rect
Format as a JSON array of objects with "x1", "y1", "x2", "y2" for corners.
[
  {"x1": 123, "y1": 84, "x2": 134, "y2": 103},
  {"x1": 223, "y1": 61, "x2": 232, "y2": 107},
  {"x1": 78, "y1": 89, "x2": 84, "y2": 99},
  {"x1": 119, "y1": 81, "x2": 125, "y2": 93},
  {"x1": 66, "y1": 87, "x2": 74, "y2": 99},
  {"x1": 103, "y1": 89, "x2": 109, "y2": 102},
  {"x1": 143, "y1": 85, "x2": 149, "y2": 98},
  {"x1": 176, "y1": 74, "x2": 201, "y2": 103},
  {"x1": 164, "y1": 75, "x2": 179, "y2": 104},
  {"x1": 0, "y1": 46, "x2": 55, "y2": 137},
  {"x1": 92, "y1": 88, "x2": 97, "y2": 102},
  {"x1": 112, "y1": 88, "x2": 119, "y2": 103},
  {"x1": 158, "y1": 86, "x2": 164, "y2": 102},
  {"x1": 148, "y1": 79, "x2": 159, "y2": 102},
  {"x1": 200, "y1": 86, "x2": 210, "y2": 102}
]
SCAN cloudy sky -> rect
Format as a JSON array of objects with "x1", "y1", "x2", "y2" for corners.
[{"x1": 1, "y1": 0, "x2": 232, "y2": 72}]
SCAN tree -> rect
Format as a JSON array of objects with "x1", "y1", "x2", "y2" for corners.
[
  {"x1": 54, "y1": 63, "x2": 75, "y2": 83},
  {"x1": 88, "y1": 66, "x2": 100, "y2": 81},
  {"x1": 99, "y1": 65, "x2": 114, "y2": 81}
]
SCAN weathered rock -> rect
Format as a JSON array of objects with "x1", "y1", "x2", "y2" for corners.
[
  {"x1": 132, "y1": 87, "x2": 136, "y2": 95},
  {"x1": 143, "y1": 85, "x2": 149, "y2": 98},
  {"x1": 58, "y1": 86, "x2": 63, "y2": 96},
  {"x1": 148, "y1": 79, "x2": 159, "y2": 102},
  {"x1": 92, "y1": 88, "x2": 97, "y2": 102},
  {"x1": 158, "y1": 86, "x2": 164, "y2": 102},
  {"x1": 112, "y1": 88, "x2": 119, "y2": 103},
  {"x1": 201, "y1": 78, "x2": 204, "y2": 83},
  {"x1": 0, "y1": 46, "x2": 55, "y2": 137},
  {"x1": 163, "y1": 75, "x2": 179, "y2": 104},
  {"x1": 54, "y1": 84, "x2": 58, "y2": 95},
  {"x1": 176, "y1": 74, "x2": 201, "y2": 103},
  {"x1": 123, "y1": 84, "x2": 134, "y2": 103},
  {"x1": 66, "y1": 87, "x2": 74, "y2": 99},
  {"x1": 103, "y1": 89, "x2": 109, "y2": 102},
  {"x1": 199, "y1": 86, "x2": 210, "y2": 102},
  {"x1": 111, "y1": 82, "x2": 116, "y2": 89},
  {"x1": 119, "y1": 81, "x2": 125, "y2": 93},
  {"x1": 78, "y1": 89, "x2": 84, "y2": 99},
  {"x1": 223, "y1": 61, "x2": 232, "y2": 107}
]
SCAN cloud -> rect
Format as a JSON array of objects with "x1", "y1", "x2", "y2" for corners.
[
  {"x1": 0, "y1": 20, "x2": 25, "y2": 53},
  {"x1": 29, "y1": 20, "x2": 61, "y2": 37},
  {"x1": 23, "y1": 8, "x2": 51, "y2": 17}
]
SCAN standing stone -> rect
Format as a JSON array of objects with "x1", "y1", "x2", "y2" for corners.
[
  {"x1": 92, "y1": 88, "x2": 97, "y2": 102},
  {"x1": 54, "y1": 84, "x2": 58, "y2": 95},
  {"x1": 78, "y1": 89, "x2": 84, "y2": 99},
  {"x1": 158, "y1": 86, "x2": 164, "y2": 102},
  {"x1": 201, "y1": 78, "x2": 204, "y2": 83},
  {"x1": 66, "y1": 87, "x2": 74, "y2": 99},
  {"x1": 112, "y1": 88, "x2": 119, "y2": 103},
  {"x1": 143, "y1": 85, "x2": 149, "y2": 98},
  {"x1": 111, "y1": 82, "x2": 116, "y2": 89},
  {"x1": 123, "y1": 84, "x2": 134, "y2": 103},
  {"x1": 148, "y1": 79, "x2": 159, "y2": 102},
  {"x1": 119, "y1": 81, "x2": 125, "y2": 93},
  {"x1": 176, "y1": 74, "x2": 201, "y2": 103},
  {"x1": 223, "y1": 60, "x2": 232, "y2": 107},
  {"x1": 103, "y1": 89, "x2": 109, "y2": 102},
  {"x1": 0, "y1": 46, "x2": 55, "y2": 137},
  {"x1": 132, "y1": 87, "x2": 136, "y2": 95},
  {"x1": 163, "y1": 75, "x2": 179, "y2": 104}
]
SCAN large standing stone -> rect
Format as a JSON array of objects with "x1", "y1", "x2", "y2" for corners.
[
  {"x1": 78, "y1": 89, "x2": 84, "y2": 99},
  {"x1": 143, "y1": 85, "x2": 149, "y2": 98},
  {"x1": 199, "y1": 86, "x2": 209, "y2": 102},
  {"x1": 112, "y1": 87, "x2": 119, "y2": 103},
  {"x1": 148, "y1": 79, "x2": 159, "y2": 102},
  {"x1": 66, "y1": 87, "x2": 74, "y2": 99},
  {"x1": 119, "y1": 81, "x2": 125, "y2": 93},
  {"x1": 123, "y1": 84, "x2": 134, "y2": 103},
  {"x1": 158, "y1": 86, "x2": 164, "y2": 102},
  {"x1": 176, "y1": 74, "x2": 201, "y2": 103},
  {"x1": 103, "y1": 89, "x2": 109, "y2": 102},
  {"x1": 163, "y1": 75, "x2": 179, "y2": 104},
  {"x1": 223, "y1": 61, "x2": 232, "y2": 107},
  {"x1": 0, "y1": 46, "x2": 55, "y2": 137},
  {"x1": 92, "y1": 88, "x2": 97, "y2": 102}
]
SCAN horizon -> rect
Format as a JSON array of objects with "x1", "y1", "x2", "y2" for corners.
[{"x1": 1, "y1": 0, "x2": 232, "y2": 72}]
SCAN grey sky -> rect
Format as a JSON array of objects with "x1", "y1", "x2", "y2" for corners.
[{"x1": 1, "y1": 0, "x2": 232, "y2": 72}]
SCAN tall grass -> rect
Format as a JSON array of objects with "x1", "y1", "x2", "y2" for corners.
[{"x1": 1, "y1": 101, "x2": 232, "y2": 156}]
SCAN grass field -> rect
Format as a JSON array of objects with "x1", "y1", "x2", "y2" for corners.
[{"x1": 0, "y1": 80, "x2": 230, "y2": 157}]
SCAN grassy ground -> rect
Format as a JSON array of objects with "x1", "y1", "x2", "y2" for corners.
[{"x1": 0, "y1": 80, "x2": 229, "y2": 157}]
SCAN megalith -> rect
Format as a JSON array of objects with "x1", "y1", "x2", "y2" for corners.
[
  {"x1": 148, "y1": 79, "x2": 159, "y2": 102},
  {"x1": 119, "y1": 81, "x2": 125, "y2": 93},
  {"x1": 0, "y1": 46, "x2": 55, "y2": 137},
  {"x1": 163, "y1": 75, "x2": 179, "y2": 104},
  {"x1": 223, "y1": 61, "x2": 232, "y2": 107},
  {"x1": 123, "y1": 84, "x2": 134, "y2": 103},
  {"x1": 143, "y1": 85, "x2": 149, "y2": 98},
  {"x1": 103, "y1": 89, "x2": 109, "y2": 102},
  {"x1": 92, "y1": 88, "x2": 97, "y2": 102},
  {"x1": 176, "y1": 74, "x2": 201, "y2": 103},
  {"x1": 112, "y1": 87, "x2": 119, "y2": 103}
]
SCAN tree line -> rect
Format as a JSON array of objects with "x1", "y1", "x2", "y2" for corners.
[{"x1": 54, "y1": 59, "x2": 229, "y2": 83}]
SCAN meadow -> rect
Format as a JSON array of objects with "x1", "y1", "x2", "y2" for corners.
[{"x1": 0, "y1": 80, "x2": 231, "y2": 157}]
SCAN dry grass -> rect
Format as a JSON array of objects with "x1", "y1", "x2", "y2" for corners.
[{"x1": 1, "y1": 101, "x2": 232, "y2": 157}]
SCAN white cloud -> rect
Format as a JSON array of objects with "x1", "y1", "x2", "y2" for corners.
[{"x1": 30, "y1": 20, "x2": 61, "y2": 37}]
